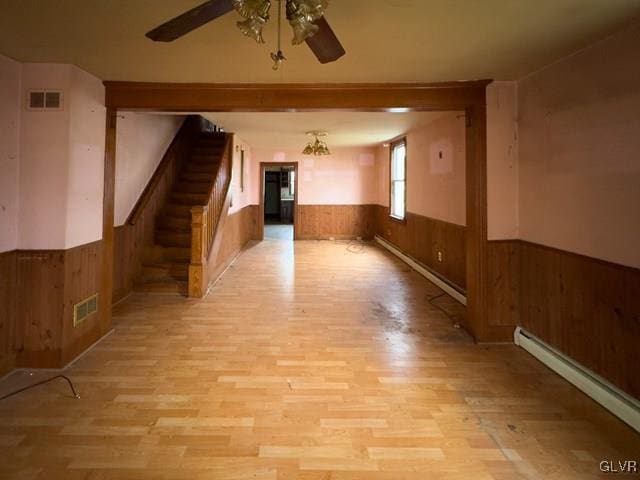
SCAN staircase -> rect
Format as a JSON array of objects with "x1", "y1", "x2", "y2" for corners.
[{"x1": 134, "y1": 132, "x2": 228, "y2": 295}]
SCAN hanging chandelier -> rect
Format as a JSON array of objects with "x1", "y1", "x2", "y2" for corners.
[
  {"x1": 233, "y1": 0, "x2": 328, "y2": 69},
  {"x1": 302, "y1": 131, "x2": 331, "y2": 156}
]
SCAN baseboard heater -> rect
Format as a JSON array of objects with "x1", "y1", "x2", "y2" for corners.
[
  {"x1": 374, "y1": 235, "x2": 466, "y2": 305},
  {"x1": 514, "y1": 327, "x2": 640, "y2": 433}
]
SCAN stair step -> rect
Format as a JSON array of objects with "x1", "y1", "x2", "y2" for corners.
[
  {"x1": 181, "y1": 171, "x2": 214, "y2": 183},
  {"x1": 171, "y1": 192, "x2": 209, "y2": 205},
  {"x1": 156, "y1": 229, "x2": 191, "y2": 248},
  {"x1": 134, "y1": 279, "x2": 188, "y2": 295},
  {"x1": 174, "y1": 181, "x2": 211, "y2": 194},
  {"x1": 197, "y1": 135, "x2": 226, "y2": 145},
  {"x1": 143, "y1": 245, "x2": 191, "y2": 263},
  {"x1": 183, "y1": 162, "x2": 217, "y2": 174},
  {"x1": 163, "y1": 203, "x2": 192, "y2": 218},
  {"x1": 158, "y1": 214, "x2": 191, "y2": 230},
  {"x1": 140, "y1": 262, "x2": 188, "y2": 281}
]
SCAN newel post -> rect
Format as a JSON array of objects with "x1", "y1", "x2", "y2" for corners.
[{"x1": 188, "y1": 205, "x2": 207, "y2": 298}]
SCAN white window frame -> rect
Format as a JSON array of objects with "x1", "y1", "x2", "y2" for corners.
[{"x1": 389, "y1": 138, "x2": 407, "y2": 221}]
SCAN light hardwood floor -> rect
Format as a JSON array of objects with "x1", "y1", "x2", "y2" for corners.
[{"x1": 0, "y1": 238, "x2": 638, "y2": 479}]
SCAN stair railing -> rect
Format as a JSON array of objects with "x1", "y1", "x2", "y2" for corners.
[{"x1": 188, "y1": 134, "x2": 233, "y2": 297}]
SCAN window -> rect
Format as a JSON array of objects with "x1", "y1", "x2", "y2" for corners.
[
  {"x1": 390, "y1": 139, "x2": 406, "y2": 220},
  {"x1": 289, "y1": 170, "x2": 295, "y2": 197}
]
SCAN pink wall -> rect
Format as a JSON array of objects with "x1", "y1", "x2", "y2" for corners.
[
  {"x1": 114, "y1": 113, "x2": 184, "y2": 225},
  {"x1": 18, "y1": 63, "x2": 73, "y2": 249},
  {"x1": 8, "y1": 61, "x2": 106, "y2": 249},
  {"x1": 518, "y1": 22, "x2": 640, "y2": 268},
  {"x1": 0, "y1": 55, "x2": 21, "y2": 252},
  {"x1": 487, "y1": 81, "x2": 519, "y2": 240},
  {"x1": 66, "y1": 66, "x2": 106, "y2": 248},
  {"x1": 249, "y1": 147, "x2": 379, "y2": 205},
  {"x1": 228, "y1": 136, "x2": 253, "y2": 215},
  {"x1": 376, "y1": 112, "x2": 466, "y2": 225}
]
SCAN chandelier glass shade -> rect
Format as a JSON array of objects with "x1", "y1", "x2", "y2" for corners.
[
  {"x1": 302, "y1": 132, "x2": 331, "y2": 156},
  {"x1": 233, "y1": 0, "x2": 328, "y2": 45}
]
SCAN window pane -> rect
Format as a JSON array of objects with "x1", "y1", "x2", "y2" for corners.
[
  {"x1": 392, "y1": 144, "x2": 406, "y2": 181},
  {"x1": 391, "y1": 180, "x2": 405, "y2": 219}
]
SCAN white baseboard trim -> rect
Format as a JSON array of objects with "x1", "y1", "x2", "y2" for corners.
[
  {"x1": 374, "y1": 235, "x2": 466, "y2": 305},
  {"x1": 514, "y1": 326, "x2": 640, "y2": 433}
]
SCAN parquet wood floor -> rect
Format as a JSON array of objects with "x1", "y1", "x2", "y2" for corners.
[{"x1": 1, "y1": 239, "x2": 638, "y2": 479}]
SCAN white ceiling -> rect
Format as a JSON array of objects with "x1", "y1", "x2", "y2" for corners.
[
  {"x1": 203, "y1": 111, "x2": 457, "y2": 149},
  {"x1": 0, "y1": 1, "x2": 639, "y2": 83}
]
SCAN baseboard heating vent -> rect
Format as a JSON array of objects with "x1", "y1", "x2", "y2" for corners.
[
  {"x1": 73, "y1": 294, "x2": 98, "y2": 327},
  {"x1": 374, "y1": 235, "x2": 466, "y2": 305},
  {"x1": 514, "y1": 326, "x2": 640, "y2": 433}
]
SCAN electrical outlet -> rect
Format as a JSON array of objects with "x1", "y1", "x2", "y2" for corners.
[
  {"x1": 387, "y1": 229, "x2": 391, "y2": 236},
  {"x1": 437, "y1": 251, "x2": 443, "y2": 262}
]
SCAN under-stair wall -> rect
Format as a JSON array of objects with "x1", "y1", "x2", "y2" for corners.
[{"x1": 113, "y1": 116, "x2": 200, "y2": 302}]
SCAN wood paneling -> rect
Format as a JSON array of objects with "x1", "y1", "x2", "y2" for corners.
[
  {"x1": 15, "y1": 250, "x2": 66, "y2": 367},
  {"x1": 374, "y1": 205, "x2": 466, "y2": 291},
  {"x1": 0, "y1": 241, "x2": 104, "y2": 371},
  {"x1": 518, "y1": 240, "x2": 640, "y2": 399},
  {"x1": 206, "y1": 205, "x2": 260, "y2": 286},
  {"x1": 296, "y1": 205, "x2": 376, "y2": 240},
  {"x1": 101, "y1": 109, "x2": 117, "y2": 337},
  {"x1": 487, "y1": 240, "x2": 519, "y2": 327},
  {"x1": 0, "y1": 250, "x2": 17, "y2": 376},
  {"x1": 61, "y1": 241, "x2": 103, "y2": 365}
]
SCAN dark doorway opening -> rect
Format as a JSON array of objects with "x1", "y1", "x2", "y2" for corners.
[{"x1": 260, "y1": 163, "x2": 298, "y2": 241}]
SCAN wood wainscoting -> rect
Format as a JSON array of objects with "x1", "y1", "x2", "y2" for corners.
[
  {"x1": 487, "y1": 240, "x2": 520, "y2": 328},
  {"x1": 487, "y1": 239, "x2": 640, "y2": 399},
  {"x1": 518, "y1": 240, "x2": 640, "y2": 399},
  {"x1": 0, "y1": 250, "x2": 17, "y2": 376},
  {"x1": 0, "y1": 240, "x2": 105, "y2": 373},
  {"x1": 374, "y1": 205, "x2": 466, "y2": 291},
  {"x1": 296, "y1": 205, "x2": 377, "y2": 240},
  {"x1": 205, "y1": 205, "x2": 260, "y2": 288}
]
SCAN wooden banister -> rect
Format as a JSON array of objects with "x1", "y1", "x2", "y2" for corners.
[{"x1": 188, "y1": 134, "x2": 234, "y2": 297}]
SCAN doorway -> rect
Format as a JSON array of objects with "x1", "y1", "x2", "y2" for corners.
[{"x1": 260, "y1": 162, "x2": 298, "y2": 241}]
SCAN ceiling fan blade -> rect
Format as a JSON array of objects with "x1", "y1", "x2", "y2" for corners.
[
  {"x1": 146, "y1": 0, "x2": 235, "y2": 42},
  {"x1": 305, "y1": 16, "x2": 345, "y2": 64}
]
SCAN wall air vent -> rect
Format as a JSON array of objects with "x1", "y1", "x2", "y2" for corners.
[
  {"x1": 27, "y1": 90, "x2": 63, "y2": 111},
  {"x1": 73, "y1": 294, "x2": 98, "y2": 327}
]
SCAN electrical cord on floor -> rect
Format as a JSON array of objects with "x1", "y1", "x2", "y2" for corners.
[
  {"x1": 333, "y1": 238, "x2": 367, "y2": 254},
  {"x1": 0, "y1": 374, "x2": 80, "y2": 401},
  {"x1": 426, "y1": 291, "x2": 462, "y2": 328}
]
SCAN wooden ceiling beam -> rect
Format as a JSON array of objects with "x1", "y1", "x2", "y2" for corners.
[{"x1": 103, "y1": 81, "x2": 492, "y2": 112}]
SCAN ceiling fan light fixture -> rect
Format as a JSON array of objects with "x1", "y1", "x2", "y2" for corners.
[
  {"x1": 237, "y1": 16, "x2": 268, "y2": 43},
  {"x1": 289, "y1": 18, "x2": 319, "y2": 45},
  {"x1": 286, "y1": 0, "x2": 327, "y2": 44},
  {"x1": 302, "y1": 131, "x2": 331, "y2": 156},
  {"x1": 316, "y1": 140, "x2": 330, "y2": 155}
]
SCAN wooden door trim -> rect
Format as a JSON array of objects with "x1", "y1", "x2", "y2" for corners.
[{"x1": 259, "y1": 162, "x2": 299, "y2": 241}]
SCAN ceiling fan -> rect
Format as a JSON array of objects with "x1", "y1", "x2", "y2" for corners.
[{"x1": 146, "y1": 0, "x2": 345, "y2": 68}]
